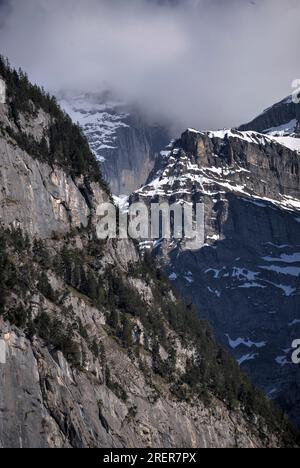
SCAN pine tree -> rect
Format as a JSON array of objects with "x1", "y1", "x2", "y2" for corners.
[{"x1": 121, "y1": 315, "x2": 133, "y2": 348}]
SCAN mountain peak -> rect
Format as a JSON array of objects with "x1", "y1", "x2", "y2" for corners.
[{"x1": 239, "y1": 94, "x2": 300, "y2": 137}]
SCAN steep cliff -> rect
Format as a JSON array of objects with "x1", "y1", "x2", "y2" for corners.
[
  {"x1": 60, "y1": 93, "x2": 172, "y2": 196},
  {"x1": 0, "y1": 59, "x2": 298, "y2": 448},
  {"x1": 132, "y1": 123, "x2": 300, "y2": 426},
  {"x1": 239, "y1": 95, "x2": 300, "y2": 137}
]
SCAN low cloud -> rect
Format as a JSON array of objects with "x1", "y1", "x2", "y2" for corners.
[{"x1": 0, "y1": 0, "x2": 300, "y2": 131}]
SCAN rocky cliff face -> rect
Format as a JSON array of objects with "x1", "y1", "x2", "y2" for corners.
[
  {"x1": 60, "y1": 93, "x2": 172, "y2": 196},
  {"x1": 0, "y1": 285, "x2": 280, "y2": 449},
  {"x1": 0, "y1": 93, "x2": 106, "y2": 239},
  {"x1": 132, "y1": 122, "x2": 300, "y2": 426},
  {"x1": 239, "y1": 95, "x2": 300, "y2": 137},
  {"x1": 0, "y1": 61, "x2": 297, "y2": 448}
]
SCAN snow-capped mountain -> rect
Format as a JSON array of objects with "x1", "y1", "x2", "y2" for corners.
[
  {"x1": 239, "y1": 95, "x2": 300, "y2": 137},
  {"x1": 131, "y1": 100, "x2": 300, "y2": 426},
  {"x1": 60, "y1": 92, "x2": 172, "y2": 195},
  {"x1": 135, "y1": 128, "x2": 300, "y2": 205}
]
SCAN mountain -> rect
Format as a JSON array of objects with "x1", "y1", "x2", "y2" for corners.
[
  {"x1": 132, "y1": 117, "x2": 300, "y2": 426},
  {"x1": 239, "y1": 95, "x2": 300, "y2": 137},
  {"x1": 60, "y1": 93, "x2": 172, "y2": 196},
  {"x1": 1, "y1": 59, "x2": 296, "y2": 448}
]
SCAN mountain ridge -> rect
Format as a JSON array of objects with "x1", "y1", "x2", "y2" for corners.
[{"x1": 239, "y1": 94, "x2": 300, "y2": 137}]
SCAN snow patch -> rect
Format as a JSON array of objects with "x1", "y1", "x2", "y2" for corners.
[
  {"x1": 190, "y1": 126, "x2": 300, "y2": 154},
  {"x1": 264, "y1": 119, "x2": 298, "y2": 136},
  {"x1": 275, "y1": 356, "x2": 291, "y2": 367},
  {"x1": 289, "y1": 319, "x2": 300, "y2": 327},
  {"x1": 262, "y1": 253, "x2": 300, "y2": 263},
  {"x1": 60, "y1": 96, "x2": 130, "y2": 164},
  {"x1": 238, "y1": 282, "x2": 266, "y2": 289},
  {"x1": 259, "y1": 265, "x2": 300, "y2": 277},
  {"x1": 184, "y1": 272, "x2": 194, "y2": 284},
  {"x1": 232, "y1": 268, "x2": 259, "y2": 281},
  {"x1": 261, "y1": 281, "x2": 296, "y2": 296},
  {"x1": 113, "y1": 195, "x2": 129, "y2": 212},
  {"x1": 205, "y1": 268, "x2": 224, "y2": 279},
  {"x1": 207, "y1": 287, "x2": 221, "y2": 297},
  {"x1": 169, "y1": 273, "x2": 177, "y2": 281},
  {"x1": 270, "y1": 136, "x2": 300, "y2": 153},
  {"x1": 226, "y1": 335, "x2": 267, "y2": 350},
  {"x1": 237, "y1": 353, "x2": 259, "y2": 366}
]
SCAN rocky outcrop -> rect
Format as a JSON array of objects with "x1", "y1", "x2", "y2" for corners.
[
  {"x1": 239, "y1": 95, "x2": 300, "y2": 137},
  {"x1": 0, "y1": 100, "x2": 107, "y2": 239},
  {"x1": 0, "y1": 136, "x2": 96, "y2": 238},
  {"x1": 0, "y1": 311, "x2": 279, "y2": 449},
  {"x1": 141, "y1": 128, "x2": 300, "y2": 202}
]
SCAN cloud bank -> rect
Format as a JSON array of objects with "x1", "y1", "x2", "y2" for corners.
[{"x1": 0, "y1": 0, "x2": 300, "y2": 131}]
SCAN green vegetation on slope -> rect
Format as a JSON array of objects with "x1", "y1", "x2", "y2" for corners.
[
  {"x1": 0, "y1": 56, "x2": 108, "y2": 186},
  {"x1": 0, "y1": 226, "x2": 298, "y2": 447}
]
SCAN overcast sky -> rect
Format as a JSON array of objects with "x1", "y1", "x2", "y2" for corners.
[{"x1": 0, "y1": 0, "x2": 299, "y2": 131}]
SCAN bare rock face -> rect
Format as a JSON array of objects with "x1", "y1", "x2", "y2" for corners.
[
  {"x1": 0, "y1": 304, "x2": 284, "y2": 449},
  {"x1": 133, "y1": 126, "x2": 300, "y2": 426},
  {"x1": 0, "y1": 97, "x2": 107, "y2": 239},
  {"x1": 60, "y1": 93, "x2": 172, "y2": 195},
  {"x1": 239, "y1": 95, "x2": 300, "y2": 137},
  {"x1": 0, "y1": 326, "x2": 67, "y2": 448},
  {"x1": 0, "y1": 138, "x2": 89, "y2": 238}
]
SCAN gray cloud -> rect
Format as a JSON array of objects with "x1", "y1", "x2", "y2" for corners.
[{"x1": 0, "y1": 0, "x2": 299, "y2": 131}]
